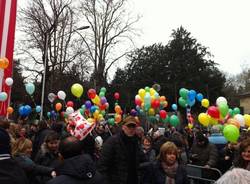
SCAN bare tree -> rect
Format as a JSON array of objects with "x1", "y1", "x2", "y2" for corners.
[
  {"x1": 79, "y1": 0, "x2": 140, "y2": 88},
  {"x1": 16, "y1": 0, "x2": 90, "y2": 90}
]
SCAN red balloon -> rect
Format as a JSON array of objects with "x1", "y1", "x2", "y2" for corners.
[
  {"x1": 207, "y1": 106, "x2": 220, "y2": 119},
  {"x1": 67, "y1": 101, "x2": 74, "y2": 107},
  {"x1": 135, "y1": 98, "x2": 142, "y2": 106},
  {"x1": 114, "y1": 92, "x2": 120, "y2": 100},
  {"x1": 152, "y1": 99, "x2": 160, "y2": 109},
  {"x1": 88, "y1": 89, "x2": 96, "y2": 99},
  {"x1": 159, "y1": 110, "x2": 167, "y2": 119}
]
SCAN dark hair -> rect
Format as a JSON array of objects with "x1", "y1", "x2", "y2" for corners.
[
  {"x1": 38, "y1": 120, "x2": 48, "y2": 130},
  {"x1": 234, "y1": 138, "x2": 250, "y2": 169},
  {"x1": 142, "y1": 136, "x2": 153, "y2": 144},
  {"x1": 59, "y1": 136, "x2": 83, "y2": 159},
  {"x1": 44, "y1": 131, "x2": 59, "y2": 143},
  {"x1": 0, "y1": 118, "x2": 10, "y2": 130}
]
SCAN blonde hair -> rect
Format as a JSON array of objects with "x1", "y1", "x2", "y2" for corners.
[
  {"x1": 12, "y1": 137, "x2": 32, "y2": 156},
  {"x1": 158, "y1": 141, "x2": 178, "y2": 162}
]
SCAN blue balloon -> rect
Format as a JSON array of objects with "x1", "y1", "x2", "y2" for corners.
[
  {"x1": 136, "y1": 105, "x2": 141, "y2": 111},
  {"x1": 25, "y1": 105, "x2": 32, "y2": 114},
  {"x1": 18, "y1": 106, "x2": 25, "y2": 116},
  {"x1": 187, "y1": 99, "x2": 196, "y2": 107},
  {"x1": 35, "y1": 105, "x2": 41, "y2": 113},
  {"x1": 50, "y1": 110, "x2": 57, "y2": 119},
  {"x1": 188, "y1": 90, "x2": 196, "y2": 101},
  {"x1": 85, "y1": 100, "x2": 92, "y2": 109},
  {"x1": 25, "y1": 83, "x2": 35, "y2": 95},
  {"x1": 90, "y1": 106, "x2": 97, "y2": 113},
  {"x1": 196, "y1": 93, "x2": 204, "y2": 102},
  {"x1": 172, "y1": 104, "x2": 178, "y2": 111}
]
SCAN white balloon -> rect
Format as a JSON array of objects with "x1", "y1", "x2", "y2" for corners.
[
  {"x1": 48, "y1": 93, "x2": 56, "y2": 103},
  {"x1": 216, "y1": 97, "x2": 227, "y2": 106},
  {"x1": 5, "y1": 77, "x2": 13, "y2": 86},
  {"x1": 66, "y1": 107, "x2": 74, "y2": 114},
  {"x1": 234, "y1": 114, "x2": 245, "y2": 127},
  {"x1": 57, "y1": 90, "x2": 66, "y2": 100}
]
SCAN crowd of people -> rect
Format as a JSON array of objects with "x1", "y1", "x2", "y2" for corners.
[{"x1": 0, "y1": 115, "x2": 250, "y2": 184}]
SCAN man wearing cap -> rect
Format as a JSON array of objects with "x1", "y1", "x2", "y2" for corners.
[
  {"x1": 98, "y1": 116, "x2": 145, "y2": 184},
  {"x1": 0, "y1": 127, "x2": 28, "y2": 184}
]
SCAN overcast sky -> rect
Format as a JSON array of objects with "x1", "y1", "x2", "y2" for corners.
[
  {"x1": 129, "y1": 0, "x2": 250, "y2": 75},
  {"x1": 16, "y1": 0, "x2": 250, "y2": 76}
]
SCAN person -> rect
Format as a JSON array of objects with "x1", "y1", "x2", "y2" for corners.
[
  {"x1": 136, "y1": 126, "x2": 145, "y2": 142},
  {"x1": 142, "y1": 141, "x2": 188, "y2": 184},
  {"x1": 12, "y1": 137, "x2": 55, "y2": 184},
  {"x1": 98, "y1": 115, "x2": 146, "y2": 184},
  {"x1": 142, "y1": 136, "x2": 156, "y2": 162},
  {"x1": 233, "y1": 138, "x2": 250, "y2": 170},
  {"x1": 0, "y1": 127, "x2": 28, "y2": 184},
  {"x1": 47, "y1": 136, "x2": 104, "y2": 184},
  {"x1": 215, "y1": 168, "x2": 250, "y2": 184},
  {"x1": 219, "y1": 142, "x2": 237, "y2": 173},
  {"x1": 190, "y1": 132, "x2": 218, "y2": 168}
]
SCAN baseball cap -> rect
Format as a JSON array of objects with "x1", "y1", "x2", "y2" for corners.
[{"x1": 123, "y1": 116, "x2": 137, "y2": 126}]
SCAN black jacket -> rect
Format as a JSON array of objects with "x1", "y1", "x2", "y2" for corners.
[
  {"x1": 47, "y1": 154, "x2": 104, "y2": 184},
  {"x1": 0, "y1": 158, "x2": 28, "y2": 184},
  {"x1": 142, "y1": 160, "x2": 189, "y2": 184},
  {"x1": 98, "y1": 131, "x2": 146, "y2": 184}
]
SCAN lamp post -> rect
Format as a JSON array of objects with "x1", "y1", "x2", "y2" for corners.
[{"x1": 39, "y1": 26, "x2": 89, "y2": 120}]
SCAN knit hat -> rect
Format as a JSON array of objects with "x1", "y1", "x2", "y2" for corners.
[{"x1": 0, "y1": 128, "x2": 11, "y2": 154}]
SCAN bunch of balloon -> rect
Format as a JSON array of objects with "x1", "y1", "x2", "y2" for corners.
[{"x1": 178, "y1": 88, "x2": 203, "y2": 108}]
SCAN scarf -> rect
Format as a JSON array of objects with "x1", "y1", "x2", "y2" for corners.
[{"x1": 161, "y1": 161, "x2": 178, "y2": 184}]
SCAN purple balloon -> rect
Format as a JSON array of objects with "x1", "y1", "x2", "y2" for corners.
[
  {"x1": 100, "y1": 97, "x2": 107, "y2": 104},
  {"x1": 130, "y1": 109, "x2": 137, "y2": 116},
  {"x1": 85, "y1": 100, "x2": 92, "y2": 109}
]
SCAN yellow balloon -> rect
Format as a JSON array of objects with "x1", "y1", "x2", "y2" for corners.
[
  {"x1": 92, "y1": 95, "x2": 100, "y2": 105},
  {"x1": 150, "y1": 88, "x2": 156, "y2": 96},
  {"x1": 188, "y1": 123, "x2": 193, "y2": 129},
  {"x1": 148, "y1": 108, "x2": 155, "y2": 116},
  {"x1": 138, "y1": 89, "x2": 146, "y2": 99},
  {"x1": 209, "y1": 117, "x2": 218, "y2": 125},
  {"x1": 201, "y1": 99, "x2": 209, "y2": 108},
  {"x1": 93, "y1": 110, "x2": 99, "y2": 119},
  {"x1": 198, "y1": 113, "x2": 210, "y2": 127},
  {"x1": 71, "y1": 83, "x2": 84, "y2": 98},
  {"x1": 87, "y1": 118, "x2": 95, "y2": 124},
  {"x1": 98, "y1": 114, "x2": 104, "y2": 121},
  {"x1": 244, "y1": 114, "x2": 250, "y2": 127}
]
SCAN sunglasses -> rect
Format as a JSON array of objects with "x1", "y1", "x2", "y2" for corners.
[{"x1": 126, "y1": 123, "x2": 136, "y2": 128}]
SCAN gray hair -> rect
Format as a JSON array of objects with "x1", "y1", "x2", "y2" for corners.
[{"x1": 215, "y1": 168, "x2": 250, "y2": 184}]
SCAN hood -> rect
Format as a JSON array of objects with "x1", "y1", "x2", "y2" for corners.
[{"x1": 58, "y1": 154, "x2": 96, "y2": 179}]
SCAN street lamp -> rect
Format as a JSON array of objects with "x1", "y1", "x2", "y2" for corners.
[{"x1": 39, "y1": 25, "x2": 89, "y2": 120}]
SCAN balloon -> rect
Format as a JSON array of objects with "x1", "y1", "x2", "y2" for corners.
[
  {"x1": 92, "y1": 95, "x2": 100, "y2": 105},
  {"x1": 57, "y1": 90, "x2": 66, "y2": 100},
  {"x1": 148, "y1": 108, "x2": 155, "y2": 116},
  {"x1": 85, "y1": 101, "x2": 92, "y2": 109},
  {"x1": 135, "y1": 98, "x2": 142, "y2": 106},
  {"x1": 138, "y1": 89, "x2": 146, "y2": 99},
  {"x1": 149, "y1": 88, "x2": 156, "y2": 96},
  {"x1": 151, "y1": 99, "x2": 160, "y2": 109},
  {"x1": 7, "y1": 107, "x2": 14, "y2": 114},
  {"x1": 198, "y1": 113, "x2": 210, "y2": 127},
  {"x1": 159, "y1": 110, "x2": 167, "y2": 119},
  {"x1": 90, "y1": 106, "x2": 98, "y2": 113},
  {"x1": 201, "y1": 99, "x2": 209, "y2": 108},
  {"x1": 171, "y1": 104, "x2": 178, "y2": 111},
  {"x1": 5, "y1": 77, "x2": 13, "y2": 86},
  {"x1": 108, "y1": 118, "x2": 115, "y2": 126},
  {"x1": 188, "y1": 123, "x2": 193, "y2": 129},
  {"x1": 71, "y1": 83, "x2": 83, "y2": 98},
  {"x1": 187, "y1": 99, "x2": 196, "y2": 107},
  {"x1": 66, "y1": 101, "x2": 74, "y2": 107},
  {"x1": 115, "y1": 114, "x2": 122, "y2": 123},
  {"x1": 179, "y1": 88, "x2": 189, "y2": 99},
  {"x1": 66, "y1": 107, "x2": 74, "y2": 114},
  {"x1": 152, "y1": 83, "x2": 161, "y2": 92},
  {"x1": 88, "y1": 89, "x2": 96, "y2": 99},
  {"x1": 169, "y1": 115, "x2": 180, "y2": 127},
  {"x1": 25, "y1": 83, "x2": 35, "y2": 95},
  {"x1": 145, "y1": 86, "x2": 150, "y2": 92},
  {"x1": 0, "y1": 92, "x2": 8, "y2": 101},
  {"x1": 55, "y1": 103, "x2": 62, "y2": 111},
  {"x1": 196, "y1": 93, "x2": 203, "y2": 102},
  {"x1": 100, "y1": 97, "x2": 107, "y2": 104},
  {"x1": 48, "y1": 93, "x2": 56, "y2": 103},
  {"x1": 209, "y1": 117, "x2": 218, "y2": 125},
  {"x1": 223, "y1": 124, "x2": 239, "y2": 143},
  {"x1": 159, "y1": 96, "x2": 166, "y2": 102},
  {"x1": 227, "y1": 118, "x2": 240, "y2": 128},
  {"x1": 218, "y1": 103, "x2": 229, "y2": 117},
  {"x1": 233, "y1": 107, "x2": 240, "y2": 115},
  {"x1": 114, "y1": 92, "x2": 120, "y2": 100},
  {"x1": 188, "y1": 90, "x2": 196, "y2": 101},
  {"x1": 115, "y1": 105, "x2": 122, "y2": 114},
  {"x1": 24, "y1": 105, "x2": 32, "y2": 115},
  {"x1": 99, "y1": 91, "x2": 105, "y2": 97},
  {"x1": 244, "y1": 114, "x2": 250, "y2": 127},
  {"x1": 178, "y1": 97, "x2": 187, "y2": 108},
  {"x1": 130, "y1": 109, "x2": 137, "y2": 116},
  {"x1": 47, "y1": 112, "x2": 51, "y2": 118},
  {"x1": 0, "y1": 57, "x2": 9, "y2": 69},
  {"x1": 228, "y1": 108, "x2": 234, "y2": 117},
  {"x1": 100, "y1": 87, "x2": 107, "y2": 93},
  {"x1": 207, "y1": 106, "x2": 220, "y2": 119},
  {"x1": 216, "y1": 97, "x2": 227, "y2": 106},
  {"x1": 234, "y1": 114, "x2": 245, "y2": 127},
  {"x1": 35, "y1": 106, "x2": 41, "y2": 113}
]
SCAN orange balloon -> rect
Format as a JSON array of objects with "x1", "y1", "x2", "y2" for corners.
[
  {"x1": 0, "y1": 58, "x2": 4, "y2": 69},
  {"x1": 7, "y1": 106, "x2": 14, "y2": 114},
  {"x1": 227, "y1": 118, "x2": 240, "y2": 128},
  {"x1": 160, "y1": 96, "x2": 166, "y2": 102},
  {"x1": 55, "y1": 103, "x2": 62, "y2": 111},
  {"x1": 115, "y1": 114, "x2": 122, "y2": 123},
  {"x1": 114, "y1": 105, "x2": 122, "y2": 114},
  {"x1": 2, "y1": 58, "x2": 9, "y2": 69}
]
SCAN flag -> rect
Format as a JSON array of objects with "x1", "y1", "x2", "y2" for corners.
[{"x1": 0, "y1": 0, "x2": 17, "y2": 116}]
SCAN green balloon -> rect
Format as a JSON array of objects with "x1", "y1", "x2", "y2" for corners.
[
  {"x1": 228, "y1": 108, "x2": 234, "y2": 116},
  {"x1": 99, "y1": 91, "x2": 105, "y2": 97},
  {"x1": 80, "y1": 108, "x2": 84, "y2": 115},
  {"x1": 178, "y1": 97, "x2": 187, "y2": 108},
  {"x1": 108, "y1": 118, "x2": 115, "y2": 126},
  {"x1": 145, "y1": 86, "x2": 150, "y2": 92},
  {"x1": 170, "y1": 115, "x2": 180, "y2": 127},
  {"x1": 179, "y1": 88, "x2": 189, "y2": 99},
  {"x1": 101, "y1": 110, "x2": 106, "y2": 116},
  {"x1": 233, "y1": 107, "x2": 240, "y2": 115},
  {"x1": 223, "y1": 124, "x2": 239, "y2": 143},
  {"x1": 162, "y1": 116, "x2": 169, "y2": 124},
  {"x1": 100, "y1": 87, "x2": 107, "y2": 93},
  {"x1": 219, "y1": 103, "x2": 229, "y2": 117}
]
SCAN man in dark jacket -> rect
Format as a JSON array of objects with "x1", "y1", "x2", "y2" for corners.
[
  {"x1": 98, "y1": 116, "x2": 146, "y2": 184},
  {"x1": 0, "y1": 127, "x2": 28, "y2": 184},
  {"x1": 47, "y1": 136, "x2": 104, "y2": 184}
]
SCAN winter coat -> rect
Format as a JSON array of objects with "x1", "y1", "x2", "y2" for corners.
[
  {"x1": 14, "y1": 154, "x2": 54, "y2": 184},
  {"x1": 47, "y1": 154, "x2": 104, "y2": 184},
  {"x1": 0, "y1": 157, "x2": 28, "y2": 184},
  {"x1": 141, "y1": 160, "x2": 189, "y2": 184},
  {"x1": 190, "y1": 142, "x2": 218, "y2": 167},
  {"x1": 98, "y1": 131, "x2": 146, "y2": 184}
]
